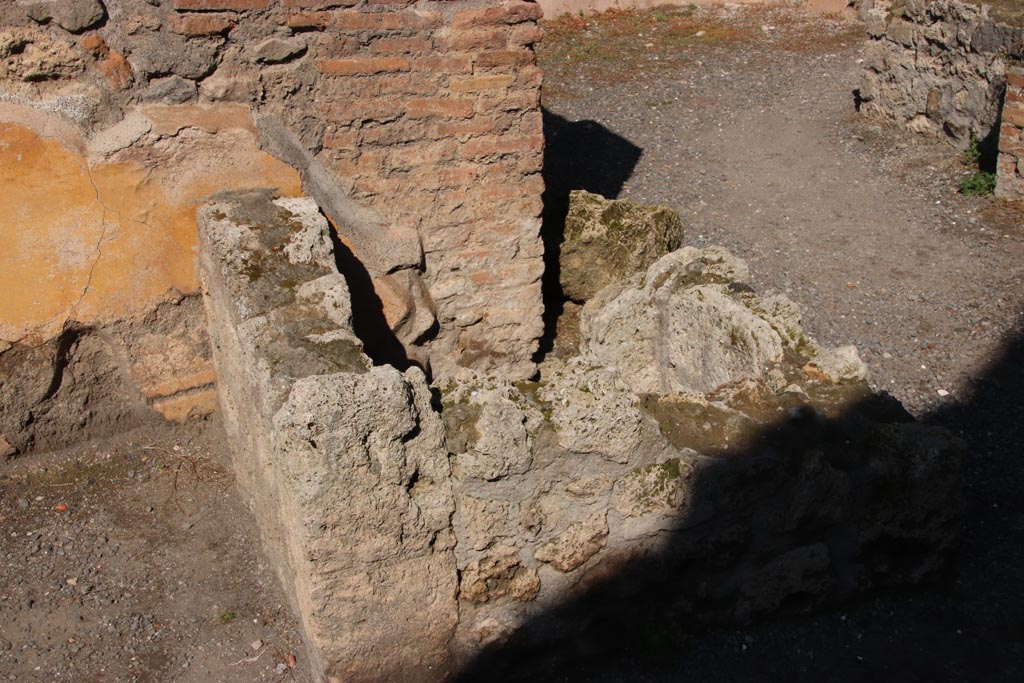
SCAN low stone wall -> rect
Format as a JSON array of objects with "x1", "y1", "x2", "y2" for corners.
[
  {"x1": 200, "y1": 190, "x2": 964, "y2": 680},
  {"x1": 859, "y1": 0, "x2": 1024, "y2": 146},
  {"x1": 997, "y1": 63, "x2": 1024, "y2": 197},
  {"x1": 198, "y1": 191, "x2": 458, "y2": 682}
]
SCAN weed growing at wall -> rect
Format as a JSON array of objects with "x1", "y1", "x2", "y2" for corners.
[{"x1": 960, "y1": 171, "x2": 997, "y2": 196}]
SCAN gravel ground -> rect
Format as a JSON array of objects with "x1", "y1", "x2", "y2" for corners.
[
  {"x1": 0, "y1": 417, "x2": 312, "y2": 683},
  {"x1": 539, "y1": 3, "x2": 1023, "y2": 418}
]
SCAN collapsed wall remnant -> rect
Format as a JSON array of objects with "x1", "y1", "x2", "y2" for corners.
[
  {"x1": 198, "y1": 191, "x2": 458, "y2": 682},
  {"x1": 198, "y1": 189, "x2": 964, "y2": 680},
  {"x1": 859, "y1": 0, "x2": 1024, "y2": 145},
  {"x1": 0, "y1": 0, "x2": 547, "y2": 455}
]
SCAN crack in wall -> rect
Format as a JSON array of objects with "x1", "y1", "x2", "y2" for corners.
[{"x1": 67, "y1": 161, "x2": 129, "y2": 323}]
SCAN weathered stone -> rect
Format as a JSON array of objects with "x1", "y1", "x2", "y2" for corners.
[
  {"x1": 140, "y1": 75, "x2": 197, "y2": 104},
  {"x1": 460, "y1": 545, "x2": 540, "y2": 603},
  {"x1": 538, "y1": 360, "x2": 645, "y2": 463},
  {"x1": 581, "y1": 247, "x2": 785, "y2": 395},
  {"x1": 803, "y1": 345, "x2": 868, "y2": 383},
  {"x1": 0, "y1": 27, "x2": 84, "y2": 81},
  {"x1": 458, "y1": 495, "x2": 513, "y2": 551},
  {"x1": 253, "y1": 37, "x2": 306, "y2": 64},
  {"x1": 198, "y1": 191, "x2": 458, "y2": 682},
  {"x1": 613, "y1": 458, "x2": 695, "y2": 518},
  {"x1": 534, "y1": 512, "x2": 608, "y2": 572},
  {"x1": 860, "y1": 0, "x2": 1023, "y2": 146},
  {"x1": 559, "y1": 189, "x2": 685, "y2": 302},
  {"x1": 451, "y1": 389, "x2": 534, "y2": 481},
  {"x1": 22, "y1": 0, "x2": 106, "y2": 34},
  {"x1": 0, "y1": 433, "x2": 17, "y2": 458},
  {"x1": 126, "y1": 31, "x2": 222, "y2": 80}
]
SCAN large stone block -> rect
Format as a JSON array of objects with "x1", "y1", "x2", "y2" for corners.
[{"x1": 198, "y1": 191, "x2": 459, "y2": 682}]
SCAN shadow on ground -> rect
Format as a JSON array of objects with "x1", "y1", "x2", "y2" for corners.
[{"x1": 535, "y1": 110, "x2": 643, "y2": 359}]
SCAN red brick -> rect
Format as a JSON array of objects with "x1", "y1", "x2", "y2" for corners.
[
  {"x1": 389, "y1": 140, "x2": 458, "y2": 169},
  {"x1": 516, "y1": 110, "x2": 543, "y2": 136},
  {"x1": 515, "y1": 65, "x2": 543, "y2": 88},
  {"x1": 412, "y1": 55, "x2": 473, "y2": 75},
  {"x1": 287, "y1": 11, "x2": 332, "y2": 29},
  {"x1": 450, "y1": 74, "x2": 515, "y2": 93},
  {"x1": 318, "y1": 35, "x2": 359, "y2": 56},
  {"x1": 321, "y1": 99, "x2": 406, "y2": 122},
  {"x1": 169, "y1": 13, "x2": 234, "y2": 35},
  {"x1": 317, "y1": 56, "x2": 411, "y2": 75},
  {"x1": 323, "y1": 129, "x2": 359, "y2": 149},
  {"x1": 1003, "y1": 106, "x2": 1024, "y2": 128},
  {"x1": 371, "y1": 36, "x2": 433, "y2": 54},
  {"x1": 1007, "y1": 70, "x2": 1024, "y2": 90},
  {"x1": 331, "y1": 9, "x2": 442, "y2": 31},
  {"x1": 429, "y1": 117, "x2": 496, "y2": 138},
  {"x1": 445, "y1": 27, "x2": 507, "y2": 51},
  {"x1": 509, "y1": 23, "x2": 543, "y2": 47},
  {"x1": 490, "y1": 91, "x2": 540, "y2": 112},
  {"x1": 475, "y1": 48, "x2": 534, "y2": 69},
  {"x1": 461, "y1": 134, "x2": 543, "y2": 159},
  {"x1": 406, "y1": 98, "x2": 475, "y2": 119},
  {"x1": 452, "y1": 2, "x2": 543, "y2": 30},
  {"x1": 1007, "y1": 88, "x2": 1024, "y2": 105},
  {"x1": 412, "y1": 166, "x2": 480, "y2": 190},
  {"x1": 360, "y1": 122, "x2": 427, "y2": 146},
  {"x1": 79, "y1": 33, "x2": 107, "y2": 54},
  {"x1": 282, "y1": 0, "x2": 358, "y2": 7},
  {"x1": 175, "y1": 0, "x2": 269, "y2": 10},
  {"x1": 374, "y1": 73, "x2": 441, "y2": 96}
]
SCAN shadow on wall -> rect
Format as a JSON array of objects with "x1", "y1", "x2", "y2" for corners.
[
  {"x1": 535, "y1": 109, "x2": 644, "y2": 360},
  {"x1": 455, "y1": 317, "x2": 1024, "y2": 682},
  {"x1": 327, "y1": 228, "x2": 420, "y2": 374}
]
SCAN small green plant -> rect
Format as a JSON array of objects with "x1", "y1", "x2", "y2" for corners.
[
  {"x1": 218, "y1": 610, "x2": 236, "y2": 624},
  {"x1": 962, "y1": 135, "x2": 983, "y2": 165},
  {"x1": 959, "y1": 171, "x2": 997, "y2": 196}
]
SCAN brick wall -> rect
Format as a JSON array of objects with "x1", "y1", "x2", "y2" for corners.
[
  {"x1": 264, "y1": 0, "x2": 547, "y2": 379},
  {"x1": 997, "y1": 64, "x2": 1024, "y2": 199},
  {"x1": 163, "y1": 0, "x2": 547, "y2": 379}
]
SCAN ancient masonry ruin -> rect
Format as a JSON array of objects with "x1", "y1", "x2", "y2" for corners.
[
  {"x1": 1, "y1": 2, "x2": 969, "y2": 682},
  {"x1": 857, "y1": 0, "x2": 1024, "y2": 196}
]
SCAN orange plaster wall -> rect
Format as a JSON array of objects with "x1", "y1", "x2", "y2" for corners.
[{"x1": 0, "y1": 113, "x2": 303, "y2": 346}]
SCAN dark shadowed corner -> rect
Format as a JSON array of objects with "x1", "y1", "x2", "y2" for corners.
[{"x1": 534, "y1": 110, "x2": 644, "y2": 361}]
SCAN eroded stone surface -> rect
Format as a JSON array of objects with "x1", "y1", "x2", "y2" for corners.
[
  {"x1": 198, "y1": 191, "x2": 458, "y2": 682},
  {"x1": 560, "y1": 189, "x2": 685, "y2": 302}
]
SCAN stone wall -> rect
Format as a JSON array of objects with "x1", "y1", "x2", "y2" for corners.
[
  {"x1": 996, "y1": 62, "x2": 1024, "y2": 197},
  {"x1": 859, "y1": 0, "x2": 1024, "y2": 146},
  {"x1": 198, "y1": 190, "x2": 964, "y2": 681},
  {"x1": 0, "y1": 0, "x2": 546, "y2": 455}
]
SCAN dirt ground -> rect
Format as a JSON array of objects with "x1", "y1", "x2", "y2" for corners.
[
  {"x1": 2, "y1": 3, "x2": 1024, "y2": 682},
  {"x1": 0, "y1": 417, "x2": 312, "y2": 683}
]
